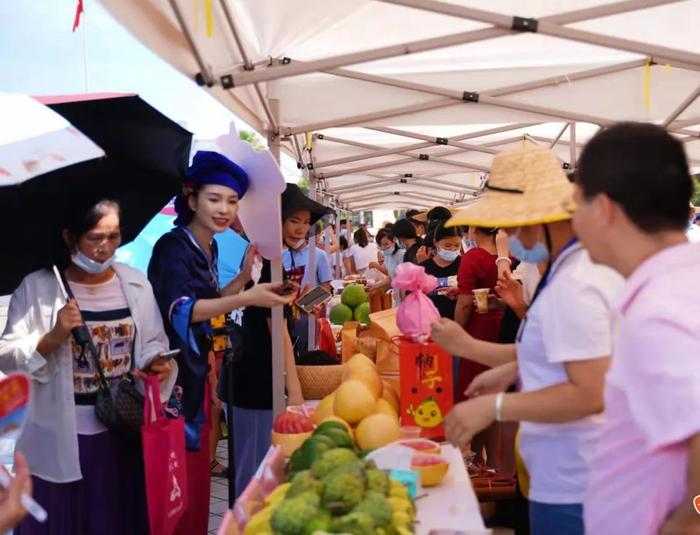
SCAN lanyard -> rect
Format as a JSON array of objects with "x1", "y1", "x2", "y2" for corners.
[
  {"x1": 516, "y1": 237, "x2": 579, "y2": 343},
  {"x1": 181, "y1": 227, "x2": 220, "y2": 292}
]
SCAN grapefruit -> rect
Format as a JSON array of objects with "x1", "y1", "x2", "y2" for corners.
[
  {"x1": 341, "y1": 284, "x2": 368, "y2": 308},
  {"x1": 381, "y1": 381, "x2": 400, "y2": 412},
  {"x1": 311, "y1": 392, "x2": 336, "y2": 425},
  {"x1": 318, "y1": 416, "x2": 354, "y2": 439},
  {"x1": 355, "y1": 413, "x2": 401, "y2": 450},
  {"x1": 374, "y1": 398, "x2": 398, "y2": 419},
  {"x1": 329, "y1": 304, "x2": 354, "y2": 325},
  {"x1": 342, "y1": 366, "x2": 383, "y2": 399},
  {"x1": 333, "y1": 380, "x2": 376, "y2": 425},
  {"x1": 411, "y1": 454, "x2": 449, "y2": 487},
  {"x1": 345, "y1": 353, "x2": 376, "y2": 370},
  {"x1": 353, "y1": 302, "x2": 371, "y2": 324}
]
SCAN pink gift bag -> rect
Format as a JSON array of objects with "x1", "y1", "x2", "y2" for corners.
[
  {"x1": 392, "y1": 262, "x2": 441, "y2": 343},
  {"x1": 142, "y1": 375, "x2": 188, "y2": 535}
]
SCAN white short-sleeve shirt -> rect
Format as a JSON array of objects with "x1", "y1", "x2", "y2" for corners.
[
  {"x1": 516, "y1": 242, "x2": 624, "y2": 504},
  {"x1": 348, "y1": 243, "x2": 379, "y2": 273}
]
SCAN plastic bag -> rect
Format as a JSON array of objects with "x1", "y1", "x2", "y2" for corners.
[{"x1": 391, "y1": 263, "x2": 441, "y2": 343}]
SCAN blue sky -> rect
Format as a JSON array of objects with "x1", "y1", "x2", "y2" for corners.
[{"x1": 0, "y1": 0, "x2": 301, "y2": 179}]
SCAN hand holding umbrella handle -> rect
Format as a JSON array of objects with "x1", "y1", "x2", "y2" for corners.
[{"x1": 51, "y1": 266, "x2": 91, "y2": 347}]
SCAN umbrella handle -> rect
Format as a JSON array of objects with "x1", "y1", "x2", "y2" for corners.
[{"x1": 51, "y1": 265, "x2": 92, "y2": 348}]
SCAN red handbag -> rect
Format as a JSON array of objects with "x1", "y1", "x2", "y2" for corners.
[{"x1": 142, "y1": 376, "x2": 188, "y2": 535}]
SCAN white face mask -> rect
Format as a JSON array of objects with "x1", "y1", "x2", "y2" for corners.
[
  {"x1": 71, "y1": 250, "x2": 116, "y2": 274},
  {"x1": 437, "y1": 247, "x2": 460, "y2": 262}
]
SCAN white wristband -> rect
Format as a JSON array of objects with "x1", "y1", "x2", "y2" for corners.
[
  {"x1": 496, "y1": 256, "x2": 512, "y2": 266},
  {"x1": 495, "y1": 392, "x2": 505, "y2": 422}
]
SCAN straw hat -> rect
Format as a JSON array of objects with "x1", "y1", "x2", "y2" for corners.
[{"x1": 448, "y1": 146, "x2": 573, "y2": 228}]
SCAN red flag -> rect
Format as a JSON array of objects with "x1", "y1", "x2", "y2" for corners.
[{"x1": 72, "y1": 0, "x2": 84, "y2": 32}]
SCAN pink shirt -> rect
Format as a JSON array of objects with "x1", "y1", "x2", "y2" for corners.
[{"x1": 585, "y1": 242, "x2": 700, "y2": 534}]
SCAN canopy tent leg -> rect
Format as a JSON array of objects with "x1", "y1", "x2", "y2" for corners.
[{"x1": 662, "y1": 84, "x2": 700, "y2": 128}]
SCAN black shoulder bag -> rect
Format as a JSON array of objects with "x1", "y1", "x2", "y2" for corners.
[{"x1": 59, "y1": 269, "x2": 145, "y2": 444}]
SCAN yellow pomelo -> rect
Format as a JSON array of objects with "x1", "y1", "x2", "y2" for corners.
[
  {"x1": 334, "y1": 380, "x2": 376, "y2": 424},
  {"x1": 319, "y1": 416, "x2": 354, "y2": 439},
  {"x1": 355, "y1": 413, "x2": 401, "y2": 450},
  {"x1": 311, "y1": 392, "x2": 336, "y2": 424},
  {"x1": 342, "y1": 366, "x2": 383, "y2": 399},
  {"x1": 381, "y1": 381, "x2": 400, "y2": 412},
  {"x1": 374, "y1": 398, "x2": 398, "y2": 419},
  {"x1": 345, "y1": 353, "x2": 376, "y2": 371}
]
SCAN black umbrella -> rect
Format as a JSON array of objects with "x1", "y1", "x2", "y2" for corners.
[{"x1": 1, "y1": 94, "x2": 192, "y2": 295}]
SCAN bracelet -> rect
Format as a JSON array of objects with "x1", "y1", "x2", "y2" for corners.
[
  {"x1": 495, "y1": 392, "x2": 505, "y2": 422},
  {"x1": 495, "y1": 256, "x2": 512, "y2": 266}
]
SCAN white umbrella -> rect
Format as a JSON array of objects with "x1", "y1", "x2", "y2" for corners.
[{"x1": 0, "y1": 93, "x2": 104, "y2": 186}]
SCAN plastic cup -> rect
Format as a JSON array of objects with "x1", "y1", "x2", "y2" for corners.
[{"x1": 473, "y1": 288, "x2": 490, "y2": 314}]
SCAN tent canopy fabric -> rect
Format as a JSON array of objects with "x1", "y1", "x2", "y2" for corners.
[{"x1": 98, "y1": 0, "x2": 700, "y2": 211}]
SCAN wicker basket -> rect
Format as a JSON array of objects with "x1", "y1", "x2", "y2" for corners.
[{"x1": 296, "y1": 365, "x2": 343, "y2": 400}]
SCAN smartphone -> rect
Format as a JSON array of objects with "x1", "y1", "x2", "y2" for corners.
[
  {"x1": 296, "y1": 286, "x2": 333, "y2": 314},
  {"x1": 157, "y1": 349, "x2": 181, "y2": 361}
]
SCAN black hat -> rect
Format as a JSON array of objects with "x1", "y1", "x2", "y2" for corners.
[{"x1": 281, "y1": 183, "x2": 334, "y2": 225}]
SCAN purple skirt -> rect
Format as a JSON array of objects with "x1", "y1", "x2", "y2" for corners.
[{"x1": 16, "y1": 432, "x2": 149, "y2": 535}]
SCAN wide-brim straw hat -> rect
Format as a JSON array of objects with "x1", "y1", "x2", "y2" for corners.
[{"x1": 448, "y1": 146, "x2": 574, "y2": 229}]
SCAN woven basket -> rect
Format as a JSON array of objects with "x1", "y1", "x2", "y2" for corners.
[{"x1": 296, "y1": 365, "x2": 343, "y2": 401}]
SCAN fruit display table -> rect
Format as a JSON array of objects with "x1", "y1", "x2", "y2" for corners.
[
  {"x1": 415, "y1": 445, "x2": 488, "y2": 535},
  {"x1": 217, "y1": 443, "x2": 489, "y2": 535}
]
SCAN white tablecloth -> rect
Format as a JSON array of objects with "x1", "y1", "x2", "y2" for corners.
[{"x1": 416, "y1": 444, "x2": 490, "y2": 535}]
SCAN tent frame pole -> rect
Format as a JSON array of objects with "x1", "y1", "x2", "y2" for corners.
[
  {"x1": 220, "y1": 0, "x2": 682, "y2": 86},
  {"x1": 167, "y1": 0, "x2": 214, "y2": 84},
  {"x1": 314, "y1": 122, "x2": 537, "y2": 168},
  {"x1": 267, "y1": 99, "x2": 285, "y2": 421},
  {"x1": 569, "y1": 122, "x2": 577, "y2": 170},
  {"x1": 377, "y1": 0, "x2": 700, "y2": 69},
  {"x1": 661, "y1": 85, "x2": 700, "y2": 128},
  {"x1": 218, "y1": 0, "x2": 278, "y2": 131},
  {"x1": 549, "y1": 124, "x2": 571, "y2": 149}
]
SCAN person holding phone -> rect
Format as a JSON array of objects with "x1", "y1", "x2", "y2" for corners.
[
  {"x1": 231, "y1": 183, "x2": 333, "y2": 497},
  {"x1": 148, "y1": 152, "x2": 296, "y2": 534},
  {"x1": 0, "y1": 198, "x2": 177, "y2": 535}
]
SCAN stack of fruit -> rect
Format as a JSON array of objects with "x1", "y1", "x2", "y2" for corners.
[
  {"x1": 330, "y1": 284, "x2": 370, "y2": 326},
  {"x1": 312, "y1": 354, "x2": 401, "y2": 451},
  {"x1": 244, "y1": 423, "x2": 416, "y2": 535}
]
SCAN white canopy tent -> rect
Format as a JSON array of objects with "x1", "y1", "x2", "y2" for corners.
[
  {"x1": 99, "y1": 0, "x2": 700, "y2": 211},
  {"x1": 98, "y1": 0, "x2": 700, "y2": 415}
]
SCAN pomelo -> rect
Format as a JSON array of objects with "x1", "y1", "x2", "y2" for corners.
[
  {"x1": 381, "y1": 381, "x2": 400, "y2": 413},
  {"x1": 345, "y1": 353, "x2": 376, "y2": 371},
  {"x1": 311, "y1": 392, "x2": 336, "y2": 425},
  {"x1": 374, "y1": 398, "x2": 398, "y2": 419},
  {"x1": 318, "y1": 416, "x2": 354, "y2": 439},
  {"x1": 355, "y1": 413, "x2": 401, "y2": 450},
  {"x1": 329, "y1": 303, "x2": 354, "y2": 325},
  {"x1": 341, "y1": 284, "x2": 368, "y2": 309},
  {"x1": 353, "y1": 302, "x2": 371, "y2": 324},
  {"x1": 342, "y1": 366, "x2": 383, "y2": 399},
  {"x1": 333, "y1": 380, "x2": 376, "y2": 424}
]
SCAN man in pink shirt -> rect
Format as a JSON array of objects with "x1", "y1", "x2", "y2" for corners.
[{"x1": 573, "y1": 122, "x2": 700, "y2": 534}]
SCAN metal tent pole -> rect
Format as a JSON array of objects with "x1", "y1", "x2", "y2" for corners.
[{"x1": 268, "y1": 100, "x2": 285, "y2": 422}]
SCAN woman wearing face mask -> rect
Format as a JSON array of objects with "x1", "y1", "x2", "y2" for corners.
[
  {"x1": 453, "y1": 225, "x2": 506, "y2": 400},
  {"x1": 420, "y1": 221, "x2": 463, "y2": 320},
  {"x1": 0, "y1": 198, "x2": 177, "y2": 535},
  {"x1": 431, "y1": 146, "x2": 623, "y2": 535},
  {"x1": 148, "y1": 152, "x2": 295, "y2": 534},
  {"x1": 366, "y1": 229, "x2": 405, "y2": 304}
]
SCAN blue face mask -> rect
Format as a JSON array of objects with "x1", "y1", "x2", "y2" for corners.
[
  {"x1": 507, "y1": 234, "x2": 550, "y2": 264},
  {"x1": 437, "y1": 247, "x2": 460, "y2": 262},
  {"x1": 463, "y1": 239, "x2": 477, "y2": 249},
  {"x1": 71, "y1": 250, "x2": 116, "y2": 274},
  {"x1": 397, "y1": 241, "x2": 407, "y2": 250}
]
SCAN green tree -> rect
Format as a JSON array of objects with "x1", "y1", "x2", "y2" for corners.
[
  {"x1": 238, "y1": 129, "x2": 266, "y2": 152},
  {"x1": 297, "y1": 176, "x2": 310, "y2": 195},
  {"x1": 693, "y1": 175, "x2": 700, "y2": 206}
]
